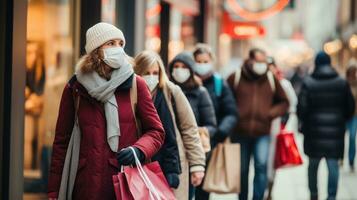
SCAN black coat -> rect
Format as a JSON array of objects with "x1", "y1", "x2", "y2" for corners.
[
  {"x1": 182, "y1": 86, "x2": 217, "y2": 137},
  {"x1": 203, "y1": 75, "x2": 238, "y2": 146},
  {"x1": 152, "y1": 89, "x2": 181, "y2": 175},
  {"x1": 297, "y1": 65, "x2": 355, "y2": 158}
]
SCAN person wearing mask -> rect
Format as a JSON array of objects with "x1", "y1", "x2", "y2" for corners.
[
  {"x1": 298, "y1": 51, "x2": 355, "y2": 200},
  {"x1": 193, "y1": 44, "x2": 238, "y2": 147},
  {"x1": 266, "y1": 57, "x2": 298, "y2": 200},
  {"x1": 168, "y1": 52, "x2": 217, "y2": 200},
  {"x1": 346, "y1": 62, "x2": 357, "y2": 172},
  {"x1": 227, "y1": 48, "x2": 289, "y2": 200},
  {"x1": 192, "y1": 44, "x2": 238, "y2": 199},
  {"x1": 134, "y1": 51, "x2": 206, "y2": 199},
  {"x1": 134, "y1": 51, "x2": 181, "y2": 189},
  {"x1": 48, "y1": 23, "x2": 165, "y2": 200}
]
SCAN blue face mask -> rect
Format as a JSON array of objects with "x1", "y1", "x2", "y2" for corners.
[{"x1": 194, "y1": 63, "x2": 213, "y2": 76}]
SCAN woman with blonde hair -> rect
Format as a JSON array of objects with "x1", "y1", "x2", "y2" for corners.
[
  {"x1": 48, "y1": 23, "x2": 165, "y2": 200},
  {"x1": 134, "y1": 50, "x2": 206, "y2": 199}
]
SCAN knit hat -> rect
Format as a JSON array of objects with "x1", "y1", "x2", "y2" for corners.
[
  {"x1": 85, "y1": 22, "x2": 125, "y2": 54},
  {"x1": 169, "y1": 52, "x2": 196, "y2": 74},
  {"x1": 315, "y1": 51, "x2": 331, "y2": 67}
]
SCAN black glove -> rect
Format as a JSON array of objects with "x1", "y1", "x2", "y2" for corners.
[
  {"x1": 117, "y1": 147, "x2": 145, "y2": 166},
  {"x1": 166, "y1": 173, "x2": 180, "y2": 189},
  {"x1": 213, "y1": 131, "x2": 228, "y2": 143}
]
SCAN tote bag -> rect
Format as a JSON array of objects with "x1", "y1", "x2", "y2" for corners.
[
  {"x1": 274, "y1": 130, "x2": 303, "y2": 169},
  {"x1": 113, "y1": 147, "x2": 176, "y2": 200},
  {"x1": 203, "y1": 140, "x2": 240, "y2": 194}
]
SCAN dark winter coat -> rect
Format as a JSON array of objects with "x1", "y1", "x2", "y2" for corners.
[
  {"x1": 182, "y1": 86, "x2": 217, "y2": 137},
  {"x1": 203, "y1": 75, "x2": 238, "y2": 145},
  {"x1": 297, "y1": 65, "x2": 355, "y2": 158},
  {"x1": 48, "y1": 75, "x2": 165, "y2": 199},
  {"x1": 168, "y1": 52, "x2": 217, "y2": 138},
  {"x1": 227, "y1": 63, "x2": 289, "y2": 138},
  {"x1": 152, "y1": 89, "x2": 181, "y2": 176}
]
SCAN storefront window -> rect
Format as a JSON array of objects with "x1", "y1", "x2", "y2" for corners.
[
  {"x1": 169, "y1": 7, "x2": 196, "y2": 61},
  {"x1": 146, "y1": 0, "x2": 162, "y2": 52},
  {"x1": 102, "y1": 0, "x2": 116, "y2": 24},
  {"x1": 24, "y1": 0, "x2": 74, "y2": 199}
]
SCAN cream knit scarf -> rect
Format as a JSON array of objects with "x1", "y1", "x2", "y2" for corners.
[{"x1": 76, "y1": 61, "x2": 134, "y2": 152}]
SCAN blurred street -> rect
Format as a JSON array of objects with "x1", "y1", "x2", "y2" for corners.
[
  {"x1": 212, "y1": 134, "x2": 357, "y2": 200},
  {"x1": 23, "y1": 134, "x2": 357, "y2": 200},
  {"x1": 2, "y1": 0, "x2": 357, "y2": 199}
]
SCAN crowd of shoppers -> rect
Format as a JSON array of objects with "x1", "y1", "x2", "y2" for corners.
[{"x1": 48, "y1": 22, "x2": 356, "y2": 200}]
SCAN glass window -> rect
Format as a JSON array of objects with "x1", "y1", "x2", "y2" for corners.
[
  {"x1": 24, "y1": 0, "x2": 74, "y2": 199},
  {"x1": 146, "y1": 0, "x2": 162, "y2": 52}
]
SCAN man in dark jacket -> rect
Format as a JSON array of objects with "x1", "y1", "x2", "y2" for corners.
[
  {"x1": 227, "y1": 48, "x2": 289, "y2": 200},
  {"x1": 297, "y1": 51, "x2": 355, "y2": 200}
]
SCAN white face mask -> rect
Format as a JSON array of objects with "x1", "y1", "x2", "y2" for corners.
[
  {"x1": 172, "y1": 68, "x2": 191, "y2": 83},
  {"x1": 253, "y1": 62, "x2": 268, "y2": 75},
  {"x1": 102, "y1": 47, "x2": 129, "y2": 69},
  {"x1": 142, "y1": 75, "x2": 159, "y2": 92},
  {"x1": 194, "y1": 63, "x2": 213, "y2": 76}
]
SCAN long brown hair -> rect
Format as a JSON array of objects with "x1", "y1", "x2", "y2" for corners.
[{"x1": 77, "y1": 48, "x2": 112, "y2": 79}]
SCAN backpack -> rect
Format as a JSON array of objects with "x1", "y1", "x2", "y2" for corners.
[
  {"x1": 213, "y1": 73, "x2": 223, "y2": 97},
  {"x1": 233, "y1": 68, "x2": 276, "y2": 92}
]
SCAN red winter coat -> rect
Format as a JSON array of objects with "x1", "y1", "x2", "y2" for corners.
[{"x1": 48, "y1": 75, "x2": 165, "y2": 199}]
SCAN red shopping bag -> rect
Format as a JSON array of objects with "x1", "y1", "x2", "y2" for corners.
[
  {"x1": 112, "y1": 147, "x2": 176, "y2": 200},
  {"x1": 112, "y1": 171, "x2": 134, "y2": 200},
  {"x1": 124, "y1": 161, "x2": 176, "y2": 200},
  {"x1": 274, "y1": 130, "x2": 303, "y2": 169}
]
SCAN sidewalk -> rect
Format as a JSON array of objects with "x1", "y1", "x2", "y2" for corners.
[
  {"x1": 211, "y1": 134, "x2": 357, "y2": 200},
  {"x1": 24, "y1": 135, "x2": 357, "y2": 200}
]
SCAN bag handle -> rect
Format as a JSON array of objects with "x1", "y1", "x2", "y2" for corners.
[
  {"x1": 267, "y1": 71, "x2": 276, "y2": 92},
  {"x1": 130, "y1": 75, "x2": 142, "y2": 138},
  {"x1": 233, "y1": 68, "x2": 241, "y2": 88},
  {"x1": 129, "y1": 147, "x2": 161, "y2": 200}
]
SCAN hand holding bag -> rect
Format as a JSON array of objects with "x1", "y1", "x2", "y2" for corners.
[
  {"x1": 274, "y1": 129, "x2": 303, "y2": 169},
  {"x1": 113, "y1": 147, "x2": 176, "y2": 200},
  {"x1": 203, "y1": 139, "x2": 240, "y2": 194}
]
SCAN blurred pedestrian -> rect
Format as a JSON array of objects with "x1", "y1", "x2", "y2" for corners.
[
  {"x1": 192, "y1": 43, "x2": 238, "y2": 199},
  {"x1": 266, "y1": 57, "x2": 298, "y2": 200},
  {"x1": 134, "y1": 50, "x2": 206, "y2": 200},
  {"x1": 227, "y1": 48, "x2": 289, "y2": 200},
  {"x1": 168, "y1": 52, "x2": 216, "y2": 200},
  {"x1": 346, "y1": 62, "x2": 357, "y2": 172},
  {"x1": 297, "y1": 51, "x2": 355, "y2": 200},
  {"x1": 134, "y1": 51, "x2": 181, "y2": 189},
  {"x1": 48, "y1": 23, "x2": 165, "y2": 200}
]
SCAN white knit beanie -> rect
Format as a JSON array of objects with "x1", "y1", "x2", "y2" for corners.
[{"x1": 85, "y1": 22, "x2": 125, "y2": 54}]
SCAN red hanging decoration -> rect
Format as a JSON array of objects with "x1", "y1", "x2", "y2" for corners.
[{"x1": 226, "y1": 0, "x2": 290, "y2": 21}]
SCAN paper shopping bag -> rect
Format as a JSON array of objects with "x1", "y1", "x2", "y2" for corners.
[
  {"x1": 203, "y1": 140, "x2": 240, "y2": 194},
  {"x1": 112, "y1": 170, "x2": 134, "y2": 200},
  {"x1": 124, "y1": 161, "x2": 176, "y2": 200}
]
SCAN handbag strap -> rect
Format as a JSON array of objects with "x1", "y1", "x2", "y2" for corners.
[
  {"x1": 130, "y1": 75, "x2": 142, "y2": 139},
  {"x1": 73, "y1": 91, "x2": 80, "y2": 123},
  {"x1": 129, "y1": 147, "x2": 161, "y2": 200}
]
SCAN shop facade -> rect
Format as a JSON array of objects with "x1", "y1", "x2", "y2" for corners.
[{"x1": 0, "y1": 0, "x2": 207, "y2": 199}]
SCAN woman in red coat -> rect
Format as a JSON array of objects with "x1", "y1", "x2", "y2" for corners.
[{"x1": 48, "y1": 22, "x2": 165, "y2": 200}]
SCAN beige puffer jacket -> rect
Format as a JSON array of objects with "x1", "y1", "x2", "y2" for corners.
[{"x1": 163, "y1": 81, "x2": 205, "y2": 199}]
